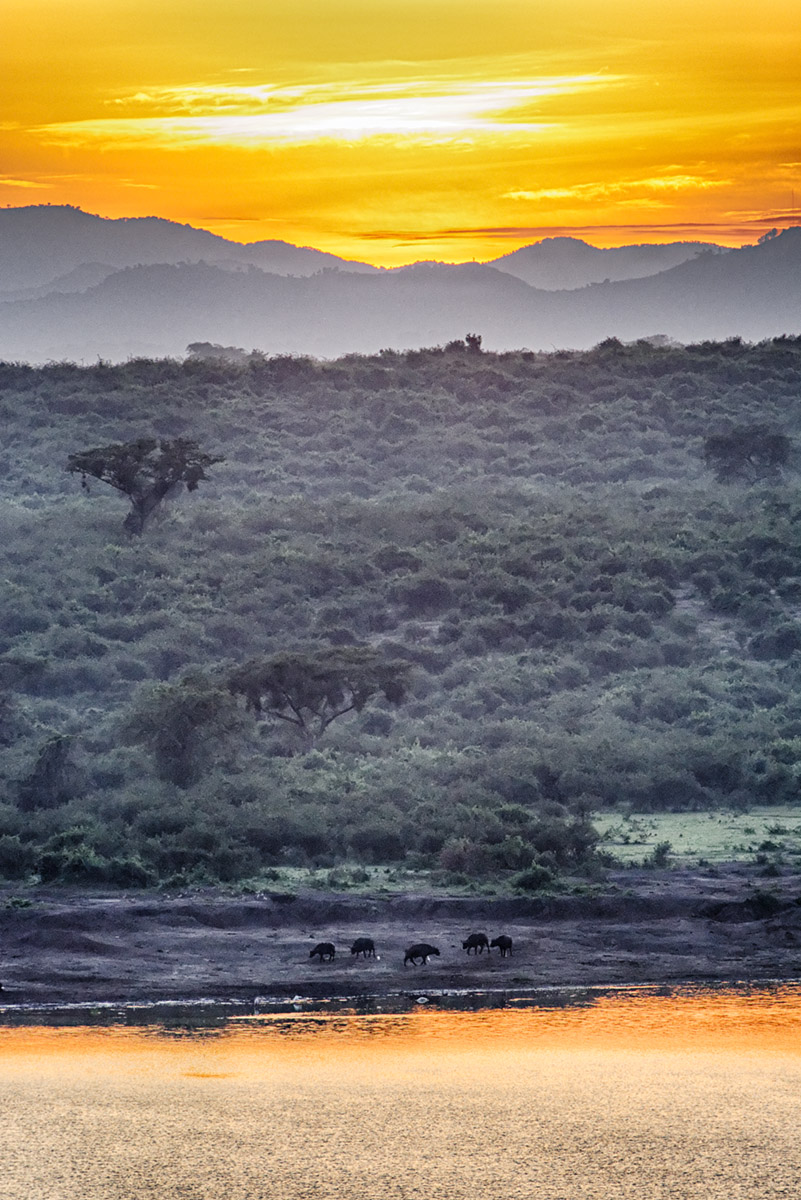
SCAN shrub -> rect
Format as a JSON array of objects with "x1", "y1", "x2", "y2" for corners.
[
  {"x1": 0, "y1": 834, "x2": 36, "y2": 879},
  {"x1": 346, "y1": 821, "x2": 406, "y2": 862},
  {"x1": 512, "y1": 862, "x2": 557, "y2": 892},
  {"x1": 36, "y1": 831, "x2": 109, "y2": 884},
  {"x1": 394, "y1": 575, "x2": 455, "y2": 614},
  {"x1": 438, "y1": 838, "x2": 495, "y2": 875},
  {"x1": 17, "y1": 735, "x2": 81, "y2": 811},
  {"x1": 751, "y1": 625, "x2": 801, "y2": 660}
]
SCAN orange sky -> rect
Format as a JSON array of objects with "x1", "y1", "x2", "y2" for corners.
[{"x1": 3, "y1": 0, "x2": 801, "y2": 264}]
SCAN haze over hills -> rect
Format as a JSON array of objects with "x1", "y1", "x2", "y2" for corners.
[
  {"x1": 0, "y1": 206, "x2": 732, "y2": 296},
  {"x1": 0, "y1": 262, "x2": 120, "y2": 303},
  {"x1": 488, "y1": 237, "x2": 724, "y2": 289},
  {"x1": 0, "y1": 206, "x2": 798, "y2": 361}
]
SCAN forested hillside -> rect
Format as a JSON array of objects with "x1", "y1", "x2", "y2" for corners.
[{"x1": 2, "y1": 336, "x2": 801, "y2": 889}]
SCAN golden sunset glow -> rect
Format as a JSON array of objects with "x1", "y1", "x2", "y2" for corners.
[{"x1": 3, "y1": 0, "x2": 801, "y2": 263}]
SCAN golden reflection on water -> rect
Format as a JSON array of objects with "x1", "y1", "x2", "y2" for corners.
[{"x1": 1, "y1": 986, "x2": 800, "y2": 1200}]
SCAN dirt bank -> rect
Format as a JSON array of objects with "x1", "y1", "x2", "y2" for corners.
[{"x1": 2, "y1": 865, "x2": 800, "y2": 1011}]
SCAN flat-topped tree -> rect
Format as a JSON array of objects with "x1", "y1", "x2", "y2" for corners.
[
  {"x1": 228, "y1": 646, "x2": 411, "y2": 749},
  {"x1": 67, "y1": 437, "x2": 224, "y2": 534}
]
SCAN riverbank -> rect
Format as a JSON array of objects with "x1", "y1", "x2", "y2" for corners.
[{"x1": 2, "y1": 864, "x2": 800, "y2": 1009}]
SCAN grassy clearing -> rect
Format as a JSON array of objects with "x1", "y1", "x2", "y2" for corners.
[{"x1": 595, "y1": 806, "x2": 801, "y2": 867}]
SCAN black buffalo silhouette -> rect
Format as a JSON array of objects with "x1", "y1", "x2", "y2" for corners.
[
  {"x1": 309, "y1": 942, "x2": 336, "y2": 962},
  {"x1": 350, "y1": 937, "x2": 376, "y2": 958},
  {"x1": 404, "y1": 943, "x2": 440, "y2": 966},
  {"x1": 490, "y1": 935, "x2": 513, "y2": 957},
  {"x1": 462, "y1": 932, "x2": 490, "y2": 954}
]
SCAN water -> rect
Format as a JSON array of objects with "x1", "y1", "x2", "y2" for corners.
[{"x1": 1, "y1": 985, "x2": 800, "y2": 1200}]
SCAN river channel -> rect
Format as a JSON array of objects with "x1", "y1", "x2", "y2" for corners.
[{"x1": 1, "y1": 984, "x2": 799, "y2": 1200}]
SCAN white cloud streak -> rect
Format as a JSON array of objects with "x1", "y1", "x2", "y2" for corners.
[{"x1": 36, "y1": 75, "x2": 622, "y2": 148}]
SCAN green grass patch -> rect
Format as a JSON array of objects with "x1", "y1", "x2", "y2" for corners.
[{"x1": 595, "y1": 806, "x2": 801, "y2": 866}]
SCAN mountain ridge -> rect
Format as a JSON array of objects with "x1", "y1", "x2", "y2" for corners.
[
  {"x1": 1, "y1": 204, "x2": 729, "y2": 293},
  {"x1": 0, "y1": 205, "x2": 379, "y2": 291},
  {"x1": 487, "y1": 236, "x2": 725, "y2": 289},
  {"x1": 0, "y1": 207, "x2": 798, "y2": 361}
]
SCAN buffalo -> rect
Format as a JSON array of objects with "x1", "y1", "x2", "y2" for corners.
[
  {"x1": 309, "y1": 942, "x2": 336, "y2": 962},
  {"x1": 462, "y1": 932, "x2": 490, "y2": 955},
  {"x1": 350, "y1": 937, "x2": 376, "y2": 959},
  {"x1": 490, "y1": 935, "x2": 513, "y2": 957},
  {"x1": 404, "y1": 943, "x2": 440, "y2": 966}
]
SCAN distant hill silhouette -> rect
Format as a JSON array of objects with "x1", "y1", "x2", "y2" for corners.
[
  {"x1": 0, "y1": 207, "x2": 798, "y2": 361},
  {"x1": 0, "y1": 261, "x2": 118, "y2": 303},
  {"x1": 488, "y1": 236, "x2": 725, "y2": 289},
  {"x1": 0, "y1": 205, "x2": 377, "y2": 291},
  {"x1": 0, "y1": 206, "x2": 725, "y2": 296}
]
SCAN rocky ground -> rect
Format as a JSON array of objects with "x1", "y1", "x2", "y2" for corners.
[{"x1": 1, "y1": 865, "x2": 800, "y2": 1013}]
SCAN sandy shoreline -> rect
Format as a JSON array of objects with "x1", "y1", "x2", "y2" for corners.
[{"x1": 2, "y1": 865, "x2": 800, "y2": 1014}]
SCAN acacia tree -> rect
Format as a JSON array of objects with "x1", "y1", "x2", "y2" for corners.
[
  {"x1": 67, "y1": 437, "x2": 224, "y2": 534},
  {"x1": 703, "y1": 425, "x2": 791, "y2": 483},
  {"x1": 228, "y1": 646, "x2": 411, "y2": 749}
]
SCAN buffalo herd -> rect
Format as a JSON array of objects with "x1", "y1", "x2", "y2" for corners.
[{"x1": 307, "y1": 932, "x2": 513, "y2": 965}]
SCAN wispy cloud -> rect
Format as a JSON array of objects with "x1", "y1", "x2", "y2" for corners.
[
  {"x1": 357, "y1": 215, "x2": 799, "y2": 244},
  {"x1": 503, "y1": 175, "x2": 729, "y2": 203},
  {"x1": 0, "y1": 176, "x2": 51, "y2": 189},
  {"x1": 36, "y1": 74, "x2": 622, "y2": 148}
]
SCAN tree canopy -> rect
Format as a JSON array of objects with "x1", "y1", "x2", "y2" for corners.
[
  {"x1": 228, "y1": 646, "x2": 411, "y2": 747},
  {"x1": 67, "y1": 437, "x2": 223, "y2": 534},
  {"x1": 124, "y1": 673, "x2": 240, "y2": 788}
]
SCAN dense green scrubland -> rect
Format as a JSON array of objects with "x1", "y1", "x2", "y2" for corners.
[{"x1": 2, "y1": 336, "x2": 801, "y2": 889}]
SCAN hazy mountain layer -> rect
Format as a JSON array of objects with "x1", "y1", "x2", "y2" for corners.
[
  {"x1": 0, "y1": 205, "x2": 377, "y2": 291},
  {"x1": 488, "y1": 237, "x2": 724, "y2": 289},
  {"x1": 1, "y1": 228, "x2": 799, "y2": 362},
  {"x1": 2, "y1": 207, "x2": 730, "y2": 296}
]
